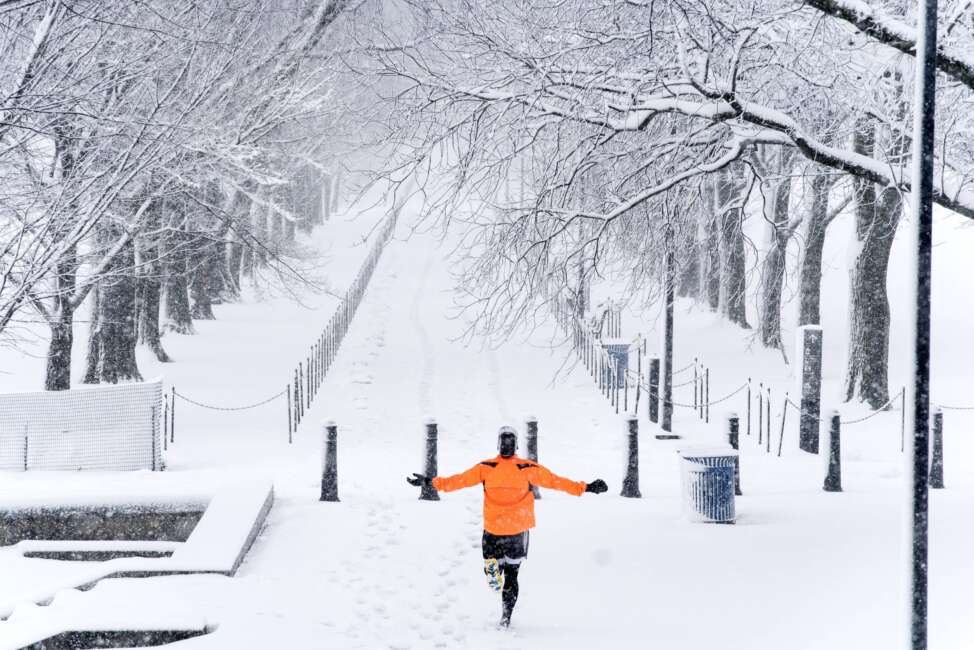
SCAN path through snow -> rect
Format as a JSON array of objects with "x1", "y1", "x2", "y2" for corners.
[{"x1": 2, "y1": 213, "x2": 972, "y2": 649}]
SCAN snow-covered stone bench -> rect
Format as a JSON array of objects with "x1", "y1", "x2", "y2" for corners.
[{"x1": 0, "y1": 480, "x2": 273, "y2": 635}]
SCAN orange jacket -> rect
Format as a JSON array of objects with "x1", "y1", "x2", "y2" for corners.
[{"x1": 431, "y1": 455, "x2": 586, "y2": 535}]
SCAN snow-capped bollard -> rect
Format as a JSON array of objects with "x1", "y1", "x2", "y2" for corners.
[
  {"x1": 726, "y1": 413, "x2": 742, "y2": 496},
  {"x1": 526, "y1": 416, "x2": 540, "y2": 499},
  {"x1": 823, "y1": 412, "x2": 842, "y2": 493},
  {"x1": 320, "y1": 421, "x2": 339, "y2": 502},
  {"x1": 621, "y1": 415, "x2": 641, "y2": 498},
  {"x1": 420, "y1": 418, "x2": 440, "y2": 501},
  {"x1": 648, "y1": 358, "x2": 660, "y2": 423},
  {"x1": 929, "y1": 409, "x2": 944, "y2": 489}
]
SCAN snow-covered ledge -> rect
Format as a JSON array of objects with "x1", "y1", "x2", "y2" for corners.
[{"x1": 0, "y1": 480, "x2": 273, "y2": 622}]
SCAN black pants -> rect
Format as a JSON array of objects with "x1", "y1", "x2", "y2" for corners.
[
  {"x1": 482, "y1": 530, "x2": 529, "y2": 563},
  {"x1": 483, "y1": 531, "x2": 528, "y2": 622}
]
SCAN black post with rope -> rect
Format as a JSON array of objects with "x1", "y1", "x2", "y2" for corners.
[
  {"x1": 823, "y1": 412, "x2": 842, "y2": 493},
  {"x1": 929, "y1": 409, "x2": 944, "y2": 489}
]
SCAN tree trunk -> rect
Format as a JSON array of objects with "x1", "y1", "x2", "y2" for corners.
[
  {"x1": 331, "y1": 171, "x2": 341, "y2": 213},
  {"x1": 46, "y1": 316, "x2": 73, "y2": 390},
  {"x1": 83, "y1": 285, "x2": 101, "y2": 384},
  {"x1": 704, "y1": 215, "x2": 720, "y2": 310},
  {"x1": 227, "y1": 237, "x2": 243, "y2": 297},
  {"x1": 844, "y1": 119, "x2": 899, "y2": 408},
  {"x1": 798, "y1": 173, "x2": 833, "y2": 326},
  {"x1": 136, "y1": 208, "x2": 170, "y2": 362},
  {"x1": 254, "y1": 201, "x2": 268, "y2": 268},
  {"x1": 757, "y1": 150, "x2": 796, "y2": 348},
  {"x1": 322, "y1": 174, "x2": 332, "y2": 222},
  {"x1": 139, "y1": 271, "x2": 170, "y2": 361},
  {"x1": 44, "y1": 250, "x2": 78, "y2": 390},
  {"x1": 190, "y1": 245, "x2": 216, "y2": 320},
  {"x1": 285, "y1": 214, "x2": 296, "y2": 243},
  {"x1": 164, "y1": 234, "x2": 195, "y2": 334},
  {"x1": 715, "y1": 171, "x2": 749, "y2": 327},
  {"x1": 677, "y1": 223, "x2": 700, "y2": 299},
  {"x1": 85, "y1": 237, "x2": 142, "y2": 384}
]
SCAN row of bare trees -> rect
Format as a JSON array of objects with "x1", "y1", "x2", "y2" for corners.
[
  {"x1": 0, "y1": 0, "x2": 358, "y2": 389},
  {"x1": 358, "y1": 0, "x2": 974, "y2": 410}
]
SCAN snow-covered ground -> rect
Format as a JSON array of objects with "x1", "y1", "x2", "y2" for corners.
[{"x1": 1, "y1": 200, "x2": 973, "y2": 649}]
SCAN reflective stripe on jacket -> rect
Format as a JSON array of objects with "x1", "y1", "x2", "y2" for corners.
[{"x1": 431, "y1": 455, "x2": 586, "y2": 535}]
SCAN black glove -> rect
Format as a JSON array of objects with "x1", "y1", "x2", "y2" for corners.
[
  {"x1": 585, "y1": 479, "x2": 608, "y2": 494},
  {"x1": 406, "y1": 473, "x2": 432, "y2": 487}
]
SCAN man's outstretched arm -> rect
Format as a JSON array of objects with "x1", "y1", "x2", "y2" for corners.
[
  {"x1": 525, "y1": 464, "x2": 606, "y2": 496},
  {"x1": 426, "y1": 463, "x2": 484, "y2": 492}
]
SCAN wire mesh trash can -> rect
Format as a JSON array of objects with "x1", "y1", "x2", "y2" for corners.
[{"x1": 679, "y1": 448, "x2": 740, "y2": 524}]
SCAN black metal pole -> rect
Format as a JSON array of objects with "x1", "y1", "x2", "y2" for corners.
[
  {"x1": 170, "y1": 386, "x2": 176, "y2": 444},
  {"x1": 621, "y1": 415, "x2": 641, "y2": 498},
  {"x1": 526, "y1": 417, "x2": 540, "y2": 499},
  {"x1": 614, "y1": 362, "x2": 620, "y2": 414},
  {"x1": 746, "y1": 378, "x2": 751, "y2": 436},
  {"x1": 287, "y1": 384, "x2": 292, "y2": 444},
  {"x1": 823, "y1": 412, "x2": 842, "y2": 493},
  {"x1": 929, "y1": 409, "x2": 943, "y2": 489},
  {"x1": 298, "y1": 362, "x2": 305, "y2": 418},
  {"x1": 294, "y1": 369, "x2": 301, "y2": 425},
  {"x1": 777, "y1": 393, "x2": 788, "y2": 457},
  {"x1": 420, "y1": 418, "x2": 440, "y2": 501},
  {"x1": 648, "y1": 358, "x2": 660, "y2": 424},
  {"x1": 727, "y1": 413, "x2": 742, "y2": 496},
  {"x1": 163, "y1": 394, "x2": 169, "y2": 450},
  {"x1": 704, "y1": 367, "x2": 710, "y2": 424},
  {"x1": 662, "y1": 220, "x2": 674, "y2": 433},
  {"x1": 907, "y1": 0, "x2": 937, "y2": 646},
  {"x1": 320, "y1": 421, "x2": 339, "y2": 502},
  {"x1": 757, "y1": 383, "x2": 764, "y2": 446}
]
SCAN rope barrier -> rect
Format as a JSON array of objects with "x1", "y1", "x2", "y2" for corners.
[
  {"x1": 668, "y1": 382, "x2": 748, "y2": 409},
  {"x1": 670, "y1": 375, "x2": 699, "y2": 389},
  {"x1": 173, "y1": 388, "x2": 287, "y2": 411},
  {"x1": 837, "y1": 392, "x2": 903, "y2": 424},
  {"x1": 937, "y1": 403, "x2": 974, "y2": 411},
  {"x1": 784, "y1": 388, "x2": 905, "y2": 425}
]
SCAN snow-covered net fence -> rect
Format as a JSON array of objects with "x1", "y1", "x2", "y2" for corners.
[{"x1": 0, "y1": 380, "x2": 164, "y2": 471}]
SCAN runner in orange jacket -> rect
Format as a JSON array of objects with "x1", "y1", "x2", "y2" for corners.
[{"x1": 407, "y1": 426, "x2": 607, "y2": 627}]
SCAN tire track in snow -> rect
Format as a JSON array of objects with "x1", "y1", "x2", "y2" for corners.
[
  {"x1": 487, "y1": 345, "x2": 514, "y2": 425},
  {"x1": 410, "y1": 250, "x2": 437, "y2": 418}
]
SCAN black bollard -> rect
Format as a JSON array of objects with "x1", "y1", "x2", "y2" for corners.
[
  {"x1": 648, "y1": 358, "x2": 660, "y2": 423},
  {"x1": 621, "y1": 415, "x2": 641, "y2": 498},
  {"x1": 705, "y1": 367, "x2": 710, "y2": 424},
  {"x1": 526, "y1": 417, "x2": 540, "y2": 499},
  {"x1": 929, "y1": 409, "x2": 944, "y2": 489},
  {"x1": 727, "y1": 413, "x2": 742, "y2": 495},
  {"x1": 823, "y1": 411, "x2": 842, "y2": 492},
  {"x1": 320, "y1": 421, "x2": 339, "y2": 501},
  {"x1": 757, "y1": 383, "x2": 764, "y2": 446},
  {"x1": 746, "y1": 378, "x2": 752, "y2": 436},
  {"x1": 420, "y1": 418, "x2": 440, "y2": 501}
]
